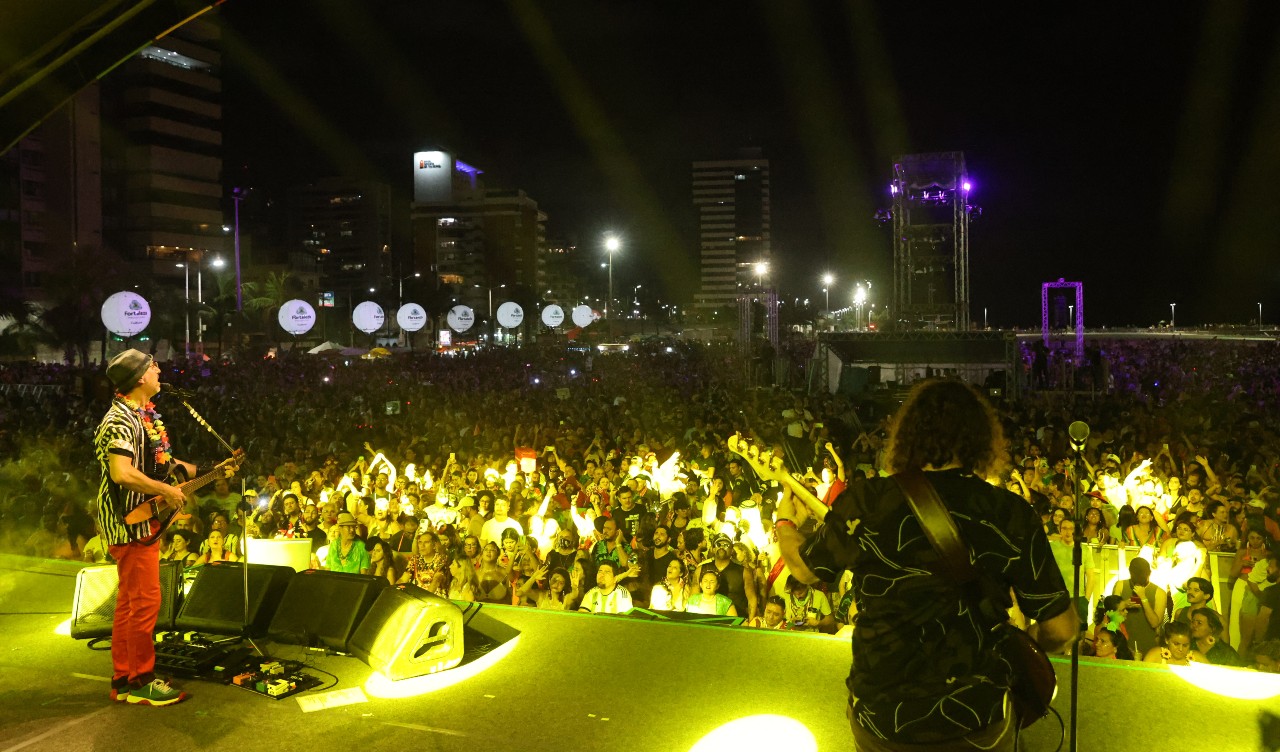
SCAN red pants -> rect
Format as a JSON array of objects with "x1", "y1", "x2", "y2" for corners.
[{"x1": 109, "y1": 542, "x2": 161, "y2": 686}]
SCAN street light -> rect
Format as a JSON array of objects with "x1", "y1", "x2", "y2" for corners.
[
  {"x1": 176, "y1": 262, "x2": 190, "y2": 355},
  {"x1": 755, "y1": 261, "x2": 768, "y2": 290},
  {"x1": 231, "y1": 187, "x2": 245, "y2": 311},
  {"x1": 398, "y1": 272, "x2": 421, "y2": 306},
  {"x1": 604, "y1": 235, "x2": 620, "y2": 323},
  {"x1": 1170, "y1": 302, "x2": 1176, "y2": 329},
  {"x1": 822, "y1": 273, "x2": 833, "y2": 312},
  {"x1": 854, "y1": 285, "x2": 867, "y2": 330},
  {"x1": 1259, "y1": 302, "x2": 1263, "y2": 329}
]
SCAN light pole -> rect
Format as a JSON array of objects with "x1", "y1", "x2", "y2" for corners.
[
  {"x1": 1170, "y1": 302, "x2": 1176, "y2": 329},
  {"x1": 201, "y1": 255, "x2": 223, "y2": 352},
  {"x1": 232, "y1": 187, "x2": 244, "y2": 311},
  {"x1": 1068, "y1": 304, "x2": 1074, "y2": 330},
  {"x1": 822, "y1": 273, "x2": 833, "y2": 313},
  {"x1": 1259, "y1": 302, "x2": 1263, "y2": 329},
  {"x1": 398, "y1": 272, "x2": 421, "y2": 307},
  {"x1": 605, "y1": 235, "x2": 620, "y2": 337},
  {"x1": 176, "y1": 262, "x2": 190, "y2": 354},
  {"x1": 854, "y1": 285, "x2": 867, "y2": 330},
  {"x1": 755, "y1": 261, "x2": 768, "y2": 290}
]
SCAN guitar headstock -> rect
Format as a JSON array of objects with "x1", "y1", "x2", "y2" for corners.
[
  {"x1": 219, "y1": 449, "x2": 247, "y2": 477},
  {"x1": 727, "y1": 433, "x2": 788, "y2": 483}
]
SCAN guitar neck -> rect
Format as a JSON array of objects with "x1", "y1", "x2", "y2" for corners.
[{"x1": 176, "y1": 467, "x2": 228, "y2": 497}]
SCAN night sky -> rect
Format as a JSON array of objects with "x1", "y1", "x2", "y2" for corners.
[{"x1": 218, "y1": 2, "x2": 1280, "y2": 328}]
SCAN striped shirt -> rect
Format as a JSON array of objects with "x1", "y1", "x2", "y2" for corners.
[{"x1": 94, "y1": 399, "x2": 162, "y2": 545}]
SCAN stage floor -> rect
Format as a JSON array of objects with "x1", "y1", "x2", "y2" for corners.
[{"x1": 1, "y1": 556, "x2": 1276, "y2": 752}]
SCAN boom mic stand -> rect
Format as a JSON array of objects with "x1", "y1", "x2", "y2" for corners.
[
  {"x1": 1065, "y1": 420, "x2": 1091, "y2": 752},
  {"x1": 168, "y1": 387, "x2": 263, "y2": 658}
]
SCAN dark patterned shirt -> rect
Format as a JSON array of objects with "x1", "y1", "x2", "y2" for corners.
[{"x1": 801, "y1": 470, "x2": 1071, "y2": 744}]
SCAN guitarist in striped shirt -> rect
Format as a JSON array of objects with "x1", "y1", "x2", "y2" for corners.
[{"x1": 95, "y1": 350, "x2": 199, "y2": 707}]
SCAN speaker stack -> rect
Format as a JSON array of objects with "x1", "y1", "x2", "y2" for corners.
[
  {"x1": 73, "y1": 561, "x2": 519, "y2": 683},
  {"x1": 175, "y1": 561, "x2": 295, "y2": 636},
  {"x1": 70, "y1": 561, "x2": 184, "y2": 639},
  {"x1": 349, "y1": 584, "x2": 519, "y2": 681}
]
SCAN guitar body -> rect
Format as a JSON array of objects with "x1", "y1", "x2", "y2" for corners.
[
  {"x1": 123, "y1": 450, "x2": 245, "y2": 529},
  {"x1": 996, "y1": 622, "x2": 1057, "y2": 728}
]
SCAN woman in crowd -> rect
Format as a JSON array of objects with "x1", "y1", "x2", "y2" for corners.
[
  {"x1": 477, "y1": 541, "x2": 511, "y2": 604},
  {"x1": 161, "y1": 528, "x2": 199, "y2": 567},
  {"x1": 649, "y1": 558, "x2": 691, "y2": 612},
  {"x1": 448, "y1": 555, "x2": 480, "y2": 602},
  {"x1": 1157, "y1": 513, "x2": 1210, "y2": 584},
  {"x1": 1142, "y1": 622, "x2": 1205, "y2": 665},
  {"x1": 194, "y1": 529, "x2": 237, "y2": 565},
  {"x1": 512, "y1": 553, "x2": 546, "y2": 606},
  {"x1": 1123, "y1": 505, "x2": 1164, "y2": 550},
  {"x1": 685, "y1": 569, "x2": 737, "y2": 617},
  {"x1": 1197, "y1": 501, "x2": 1239, "y2": 552},
  {"x1": 1092, "y1": 627, "x2": 1134, "y2": 661},
  {"x1": 205, "y1": 510, "x2": 240, "y2": 557},
  {"x1": 367, "y1": 537, "x2": 402, "y2": 586},
  {"x1": 1080, "y1": 506, "x2": 1111, "y2": 545}
]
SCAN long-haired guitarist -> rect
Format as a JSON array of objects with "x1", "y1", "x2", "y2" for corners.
[
  {"x1": 95, "y1": 350, "x2": 199, "y2": 707},
  {"x1": 736, "y1": 379, "x2": 1079, "y2": 751}
]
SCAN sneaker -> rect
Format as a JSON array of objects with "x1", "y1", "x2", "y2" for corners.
[
  {"x1": 126, "y1": 678, "x2": 188, "y2": 707},
  {"x1": 110, "y1": 678, "x2": 130, "y2": 703}
]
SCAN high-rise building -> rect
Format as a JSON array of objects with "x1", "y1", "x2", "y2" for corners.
[
  {"x1": 100, "y1": 17, "x2": 227, "y2": 278},
  {"x1": 410, "y1": 150, "x2": 546, "y2": 318},
  {"x1": 0, "y1": 86, "x2": 102, "y2": 300},
  {"x1": 692, "y1": 147, "x2": 770, "y2": 310},
  {"x1": 288, "y1": 178, "x2": 392, "y2": 301}
]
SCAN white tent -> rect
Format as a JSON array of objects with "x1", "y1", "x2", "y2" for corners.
[{"x1": 306, "y1": 341, "x2": 344, "y2": 354}]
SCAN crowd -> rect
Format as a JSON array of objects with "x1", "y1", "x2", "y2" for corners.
[{"x1": 3, "y1": 335, "x2": 1280, "y2": 671}]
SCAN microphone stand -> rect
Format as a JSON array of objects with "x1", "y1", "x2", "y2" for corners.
[
  {"x1": 173, "y1": 395, "x2": 263, "y2": 658},
  {"x1": 1067, "y1": 438, "x2": 1086, "y2": 752}
]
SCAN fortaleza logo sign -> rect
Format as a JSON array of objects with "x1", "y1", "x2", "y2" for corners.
[
  {"x1": 397, "y1": 303, "x2": 427, "y2": 333},
  {"x1": 101, "y1": 291, "x2": 152, "y2": 337},
  {"x1": 446, "y1": 305, "x2": 474, "y2": 333},
  {"x1": 418, "y1": 159, "x2": 442, "y2": 169},
  {"x1": 352, "y1": 301, "x2": 386, "y2": 334},
  {"x1": 278, "y1": 299, "x2": 316, "y2": 336}
]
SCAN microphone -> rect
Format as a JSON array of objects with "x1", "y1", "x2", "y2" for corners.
[
  {"x1": 160, "y1": 382, "x2": 197, "y2": 400},
  {"x1": 1067, "y1": 421, "x2": 1090, "y2": 451}
]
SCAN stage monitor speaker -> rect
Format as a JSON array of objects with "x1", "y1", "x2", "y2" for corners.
[
  {"x1": 349, "y1": 585, "x2": 520, "y2": 681},
  {"x1": 70, "y1": 561, "x2": 183, "y2": 639},
  {"x1": 175, "y1": 561, "x2": 294, "y2": 636},
  {"x1": 268, "y1": 570, "x2": 387, "y2": 652}
]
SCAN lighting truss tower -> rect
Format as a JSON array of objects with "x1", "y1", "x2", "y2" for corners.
[{"x1": 890, "y1": 152, "x2": 973, "y2": 330}]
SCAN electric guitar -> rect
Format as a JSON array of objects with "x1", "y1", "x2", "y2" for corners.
[{"x1": 124, "y1": 450, "x2": 245, "y2": 531}]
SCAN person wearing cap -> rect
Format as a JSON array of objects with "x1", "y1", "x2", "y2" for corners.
[
  {"x1": 325, "y1": 512, "x2": 370, "y2": 575},
  {"x1": 95, "y1": 349, "x2": 203, "y2": 707}
]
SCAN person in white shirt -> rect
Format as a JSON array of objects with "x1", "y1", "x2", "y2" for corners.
[
  {"x1": 579, "y1": 560, "x2": 633, "y2": 614},
  {"x1": 480, "y1": 496, "x2": 523, "y2": 548}
]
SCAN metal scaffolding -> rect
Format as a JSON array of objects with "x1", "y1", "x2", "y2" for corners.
[{"x1": 890, "y1": 152, "x2": 974, "y2": 331}]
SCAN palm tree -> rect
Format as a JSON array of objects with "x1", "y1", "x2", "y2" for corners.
[
  {"x1": 198, "y1": 268, "x2": 245, "y2": 359},
  {"x1": 242, "y1": 270, "x2": 306, "y2": 352}
]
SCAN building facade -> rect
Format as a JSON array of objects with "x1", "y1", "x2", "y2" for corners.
[
  {"x1": 410, "y1": 150, "x2": 546, "y2": 322},
  {"x1": 692, "y1": 148, "x2": 770, "y2": 310}
]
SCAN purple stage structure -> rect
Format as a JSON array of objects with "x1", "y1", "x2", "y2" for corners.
[{"x1": 1042, "y1": 278, "x2": 1084, "y2": 359}]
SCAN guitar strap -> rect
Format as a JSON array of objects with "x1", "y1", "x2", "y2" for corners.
[{"x1": 891, "y1": 471, "x2": 1010, "y2": 626}]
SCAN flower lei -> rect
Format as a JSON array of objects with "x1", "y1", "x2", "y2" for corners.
[{"x1": 118, "y1": 393, "x2": 172, "y2": 466}]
